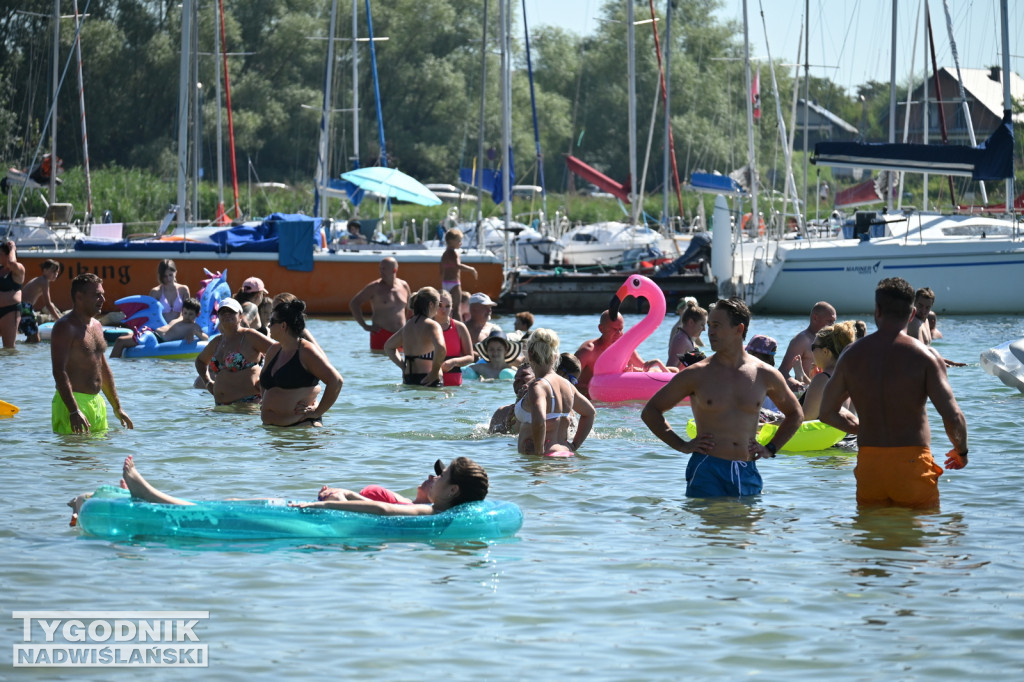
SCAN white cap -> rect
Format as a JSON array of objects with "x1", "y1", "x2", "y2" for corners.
[{"x1": 468, "y1": 292, "x2": 497, "y2": 306}]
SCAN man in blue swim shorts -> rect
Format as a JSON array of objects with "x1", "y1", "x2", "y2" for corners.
[
  {"x1": 642, "y1": 298, "x2": 803, "y2": 497},
  {"x1": 50, "y1": 273, "x2": 133, "y2": 434}
]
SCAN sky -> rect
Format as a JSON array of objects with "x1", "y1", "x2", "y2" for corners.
[{"x1": 522, "y1": 0, "x2": 1024, "y2": 96}]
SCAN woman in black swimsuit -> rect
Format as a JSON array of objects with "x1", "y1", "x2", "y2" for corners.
[
  {"x1": 260, "y1": 298, "x2": 343, "y2": 426},
  {"x1": 0, "y1": 240, "x2": 26, "y2": 348},
  {"x1": 383, "y1": 287, "x2": 445, "y2": 387}
]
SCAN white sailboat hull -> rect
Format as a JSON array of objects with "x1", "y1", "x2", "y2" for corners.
[{"x1": 747, "y1": 213, "x2": 1024, "y2": 314}]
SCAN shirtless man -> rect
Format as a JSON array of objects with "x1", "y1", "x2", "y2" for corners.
[
  {"x1": 50, "y1": 273, "x2": 133, "y2": 434},
  {"x1": 778, "y1": 301, "x2": 836, "y2": 392},
  {"x1": 818, "y1": 277, "x2": 968, "y2": 509},
  {"x1": 575, "y1": 310, "x2": 670, "y2": 398},
  {"x1": 464, "y1": 292, "x2": 501, "y2": 348},
  {"x1": 19, "y1": 259, "x2": 63, "y2": 343},
  {"x1": 641, "y1": 298, "x2": 803, "y2": 497},
  {"x1": 906, "y1": 287, "x2": 934, "y2": 345},
  {"x1": 349, "y1": 257, "x2": 412, "y2": 353}
]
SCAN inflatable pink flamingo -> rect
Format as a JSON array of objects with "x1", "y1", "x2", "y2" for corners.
[{"x1": 589, "y1": 275, "x2": 677, "y2": 402}]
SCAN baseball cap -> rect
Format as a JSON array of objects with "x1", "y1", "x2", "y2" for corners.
[
  {"x1": 218, "y1": 298, "x2": 243, "y2": 314},
  {"x1": 242, "y1": 277, "x2": 269, "y2": 294},
  {"x1": 468, "y1": 292, "x2": 496, "y2": 306},
  {"x1": 745, "y1": 334, "x2": 778, "y2": 357}
]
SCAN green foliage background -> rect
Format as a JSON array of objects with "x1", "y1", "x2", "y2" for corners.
[{"x1": 1, "y1": 0, "x2": 1020, "y2": 229}]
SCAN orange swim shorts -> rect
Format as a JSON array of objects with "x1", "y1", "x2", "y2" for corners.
[{"x1": 855, "y1": 445, "x2": 943, "y2": 509}]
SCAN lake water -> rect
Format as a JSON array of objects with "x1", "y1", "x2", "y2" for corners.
[{"x1": 2, "y1": 309, "x2": 1024, "y2": 679}]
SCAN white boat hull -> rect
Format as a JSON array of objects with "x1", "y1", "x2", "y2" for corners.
[{"x1": 746, "y1": 214, "x2": 1024, "y2": 314}]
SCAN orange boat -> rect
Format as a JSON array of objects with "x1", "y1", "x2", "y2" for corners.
[{"x1": 18, "y1": 246, "x2": 503, "y2": 316}]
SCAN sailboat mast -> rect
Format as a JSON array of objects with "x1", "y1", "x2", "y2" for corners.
[
  {"x1": 352, "y1": 0, "x2": 359, "y2": 168},
  {"x1": 50, "y1": 0, "x2": 59, "y2": 205},
  {"x1": 214, "y1": 0, "x2": 225, "y2": 217},
  {"x1": 999, "y1": 0, "x2": 1013, "y2": 209},
  {"x1": 315, "y1": 0, "x2": 339, "y2": 220},
  {"x1": 475, "y1": 0, "x2": 488, "y2": 248},
  {"x1": 887, "y1": 0, "x2": 897, "y2": 213},
  {"x1": 176, "y1": 0, "x2": 192, "y2": 224},
  {"x1": 72, "y1": 0, "x2": 92, "y2": 222},
  {"x1": 627, "y1": 1, "x2": 638, "y2": 226},
  {"x1": 742, "y1": 0, "x2": 757, "y2": 235},
  {"x1": 499, "y1": 0, "x2": 512, "y2": 242}
]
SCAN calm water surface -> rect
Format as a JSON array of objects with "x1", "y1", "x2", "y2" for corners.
[{"x1": 2, "y1": 310, "x2": 1023, "y2": 679}]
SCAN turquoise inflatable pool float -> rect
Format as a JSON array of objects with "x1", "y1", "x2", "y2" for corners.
[
  {"x1": 38, "y1": 322, "x2": 130, "y2": 343},
  {"x1": 77, "y1": 486, "x2": 524, "y2": 542},
  {"x1": 686, "y1": 419, "x2": 845, "y2": 453}
]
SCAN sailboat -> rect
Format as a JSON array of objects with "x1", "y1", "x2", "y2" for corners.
[
  {"x1": 729, "y1": 0, "x2": 1021, "y2": 314},
  {"x1": 14, "y1": 0, "x2": 503, "y2": 315},
  {"x1": 2, "y1": 3, "x2": 90, "y2": 248}
]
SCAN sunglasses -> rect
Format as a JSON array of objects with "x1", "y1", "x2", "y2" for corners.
[{"x1": 811, "y1": 343, "x2": 826, "y2": 350}]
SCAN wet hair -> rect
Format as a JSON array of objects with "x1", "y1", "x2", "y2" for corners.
[
  {"x1": 915, "y1": 287, "x2": 935, "y2": 303},
  {"x1": 678, "y1": 297, "x2": 708, "y2": 324},
  {"x1": 157, "y1": 259, "x2": 177, "y2": 280},
  {"x1": 556, "y1": 352, "x2": 582, "y2": 378},
  {"x1": 515, "y1": 311, "x2": 535, "y2": 330},
  {"x1": 1, "y1": 239, "x2": 15, "y2": 255},
  {"x1": 272, "y1": 298, "x2": 307, "y2": 336},
  {"x1": 875, "y1": 277, "x2": 914, "y2": 320},
  {"x1": 181, "y1": 297, "x2": 201, "y2": 315},
  {"x1": 410, "y1": 286, "x2": 440, "y2": 318},
  {"x1": 273, "y1": 292, "x2": 298, "y2": 308},
  {"x1": 444, "y1": 228, "x2": 464, "y2": 244},
  {"x1": 527, "y1": 327, "x2": 560, "y2": 370},
  {"x1": 71, "y1": 272, "x2": 101, "y2": 299},
  {"x1": 447, "y1": 456, "x2": 489, "y2": 506},
  {"x1": 42, "y1": 259, "x2": 63, "y2": 275},
  {"x1": 711, "y1": 298, "x2": 751, "y2": 339},
  {"x1": 814, "y1": 323, "x2": 856, "y2": 357}
]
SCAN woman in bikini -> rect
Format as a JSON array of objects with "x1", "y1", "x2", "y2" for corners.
[
  {"x1": 517, "y1": 328, "x2": 596, "y2": 456},
  {"x1": 260, "y1": 298, "x2": 343, "y2": 426},
  {"x1": 0, "y1": 240, "x2": 26, "y2": 349},
  {"x1": 667, "y1": 297, "x2": 707, "y2": 368},
  {"x1": 800, "y1": 321, "x2": 863, "y2": 421},
  {"x1": 195, "y1": 298, "x2": 273, "y2": 405},
  {"x1": 383, "y1": 287, "x2": 445, "y2": 387},
  {"x1": 149, "y1": 259, "x2": 190, "y2": 323},
  {"x1": 433, "y1": 289, "x2": 474, "y2": 386}
]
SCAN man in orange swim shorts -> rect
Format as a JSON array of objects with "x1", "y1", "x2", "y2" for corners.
[{"x1": 819, "y1": 277, "x2": 969, "y2": 509}]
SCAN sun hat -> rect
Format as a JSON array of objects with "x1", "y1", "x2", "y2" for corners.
[
  {"x1": 745, "y1": 334, "x2": 778, "y2": 357},
  {"x1": 241, "y1": 276, "x2": 269, "y2": 294},
  {"x1": 218, "y1": 298, "x2": 243, "y2": 315},
  {"x1": 474, "y1": 329, "x2": 522, "y2": 364},
  {"x1": 467, "y1": 292, "x2": 497, "y2": 306}
]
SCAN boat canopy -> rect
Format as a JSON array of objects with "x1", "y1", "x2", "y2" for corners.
[
  {"x1": 687, "y1": 172, "x2": 747, "y2": 197},
  {"x1": 812, "y1": 111, "x2": 1014, "y2": 181},
  {"x1": 76, "y1": 213, "x2": 323, "y2": 271}
]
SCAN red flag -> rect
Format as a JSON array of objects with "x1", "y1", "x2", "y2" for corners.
[{"x1": 752, "y1": 69, "x2": 761, "y2": 121}]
